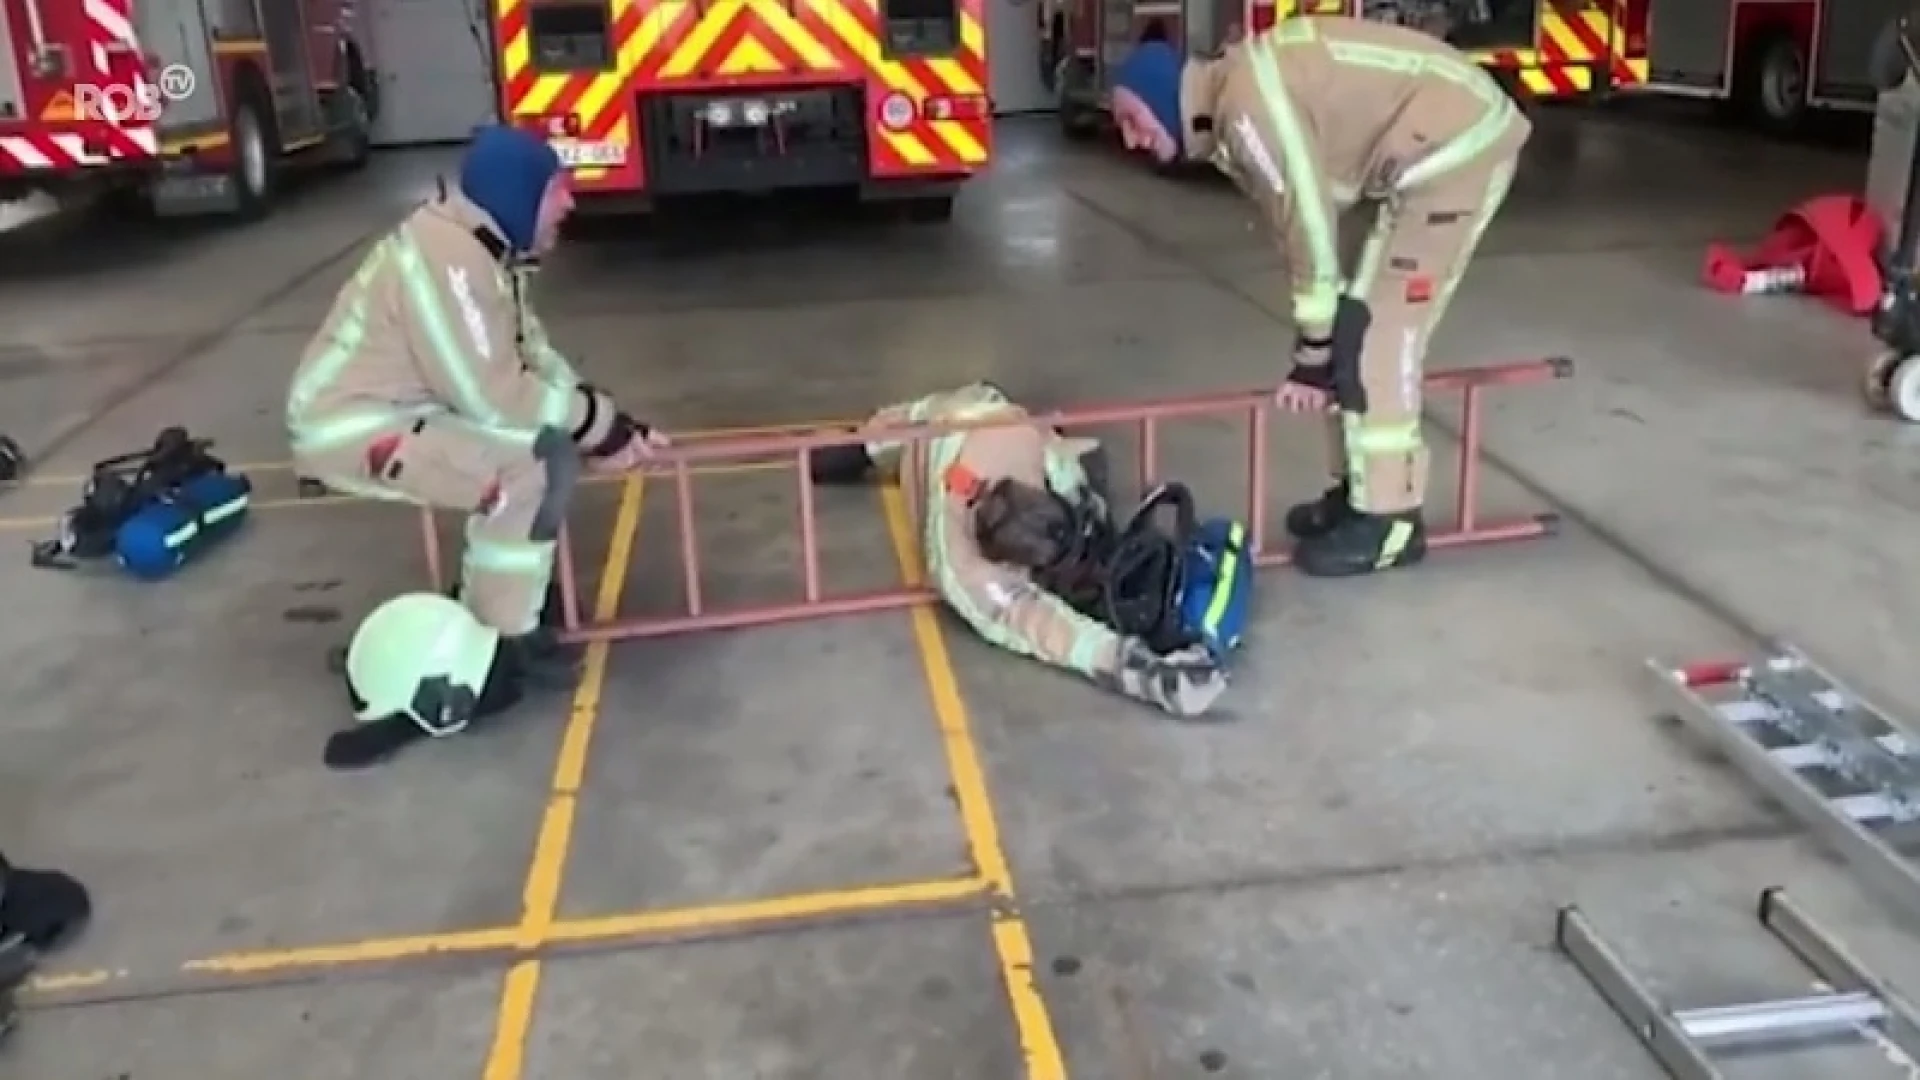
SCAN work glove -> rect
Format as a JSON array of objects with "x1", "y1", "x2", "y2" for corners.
[
  {"x1": 587, "y1": 413, "x2": 671, "y2": 474},
  {"x1": 1275, "y1": 336, "x2": 1335, "y2": 413},
  {"x1": 1104, "y1": 637, "x2": 1229, "y2": 719}
]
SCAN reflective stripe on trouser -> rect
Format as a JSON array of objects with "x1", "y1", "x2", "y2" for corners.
[
  {"x1": 291, "y1": 415, "x2": 561, "y2": 635},
  {"x1": 461, "y1": 527, "x2": 556, "y2": 637},
  {"x1": 1333, "y1": 145, "x2": 1522, "y2": 514}
]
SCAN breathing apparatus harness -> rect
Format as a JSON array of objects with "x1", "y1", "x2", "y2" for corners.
[
  {"x1": 1017, "y1": 480, "x2": 1200, "y2": 653},
  {"x1": 30, "y1": 427, "x2": 251, "y2": 576}
]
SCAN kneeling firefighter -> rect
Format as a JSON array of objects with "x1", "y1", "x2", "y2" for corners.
[
  {"x1": 812, "y1": 383, "x2": 1233, "y2": 719},
  {"x1": 287, "y1": 126, "x2": 668, "y2": 769},
  {"x1": 1111, "y1": 20, "x2": 1530, "y2": 576}
]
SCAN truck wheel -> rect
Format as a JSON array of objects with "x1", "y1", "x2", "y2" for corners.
[
  {"x1": 1056, "y1": 56, "x2": 1098, "y2": 139},
  {"x1": 1737, "y1": 31, "x2": 1809, "y2": 135},
  {"x1": 227, "y1": 80, "x2": 279, "y2": 220},
  {"x1": 1866, "y1": 350, "x2": 1903, "y2": 411},
  {"x1": 328, "y1": 86, "x2": 373, "y2": 171}
]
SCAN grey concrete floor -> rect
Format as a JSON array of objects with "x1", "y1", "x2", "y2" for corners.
[{"x1": 4, "y1": 104, "x2": 1920, "y2": 1077}]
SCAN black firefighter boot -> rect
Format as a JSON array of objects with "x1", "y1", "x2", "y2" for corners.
[
  {"x1": 1293, "y1": 505, "x2": 1427, "y2": 578},
  {"x1": 502, "y1": 627, "x2": 584, "y2": 691},
  {"x1": 1283, "y1": 480, "x2": 1354, "y2": 540}
]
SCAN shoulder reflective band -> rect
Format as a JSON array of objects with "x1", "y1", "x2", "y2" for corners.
[
  {"x1": 1246, "y1": 40, "x2": 1342, "y2": 333},
  {"x1": 392, "y1": 228, "x2": 509, "y2": 429},
  {"x1": 393, "y1": 230, "x2": 574, "y2": 438}
]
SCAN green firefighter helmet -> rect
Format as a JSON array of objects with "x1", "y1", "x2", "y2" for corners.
[{"x1": 346, "y1": 592, "x2": 502, "y2": 737}]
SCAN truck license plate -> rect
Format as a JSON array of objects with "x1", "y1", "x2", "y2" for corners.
[{"x1": 552, "y1": 139, "x2": 626, "y2": 167}]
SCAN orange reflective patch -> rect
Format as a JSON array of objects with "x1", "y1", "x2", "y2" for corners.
[{"x1": 944, "y1": 464, "x2": 986, "y2": 501}]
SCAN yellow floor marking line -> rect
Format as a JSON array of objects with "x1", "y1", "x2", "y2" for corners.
[
  {"x1": 24, "y1": 875, "x2": 987, "y2": 996},
  {"x1": 879, "y1": 484, "x2": 1069, "y2": 1079},
  {"x1": 480, "y1": 472, "x2": 647, "y2": 1080}
]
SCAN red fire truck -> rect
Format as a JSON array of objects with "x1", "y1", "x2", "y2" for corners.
[
  {"x1": 1633, "y1": 0, "x2": 1904, "y2": 132},
  {"x1": 0, "y1": 0, "x2": 378, "y2": 219},
  {"x1": 491, "y1": 0, "x2": 992, "y2": 221},
  {"x1": 1041, "y1": 0, "x2": 1651, "y2": 133}
]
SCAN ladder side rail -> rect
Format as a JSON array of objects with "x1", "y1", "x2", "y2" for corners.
[
  {"x1": 1758, "y1": 887, "x2": 1920, "y2": 1056},
  {"x1": 1650, "y1": 659, "x2": 1920, "y2": 926},
  {"x1": 1553, "y1": 905, "x2": 1726, "y2": 1079}
]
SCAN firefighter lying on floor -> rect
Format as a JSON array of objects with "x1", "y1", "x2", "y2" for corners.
[
  {"x1": 286, "y1": 124, "x2": 668, "y2": 770},
  {"x1": 1110, "y1": 18, "x2": 1530, "y2": 577},
  {"x1": 811, "y1": 383, "x2": 1234, "y2": 719}
]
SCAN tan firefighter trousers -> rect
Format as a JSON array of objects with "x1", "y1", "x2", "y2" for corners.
[
  {"x1": 296, "y1": 416, "x2": 578, "y2": 636},
  {"x1": 1318, "y1": 143, "x2": 1522, "y2": 514}
]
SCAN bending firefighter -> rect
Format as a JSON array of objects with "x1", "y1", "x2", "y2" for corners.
[
  {"x1": 1112, "y1": 19, "x2": 1529, "y2": 576},
  {"x1": 811, "y1": 383, "x2": 1228, "y2": 719},
  {"x1": 286, "y1": 126, "x2": 667, "y2": 769}
]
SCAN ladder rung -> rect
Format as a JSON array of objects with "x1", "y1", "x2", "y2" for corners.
[
  {"x1": 1767, "y1": 735, "x2": 1916, "y2": 770},
  {"x1": 1833, "y1": 792, "x2": 1901, "y2": 822},
  {"x1": 1674, "y1": 990, "x2": 1887, "y2": 1042}
]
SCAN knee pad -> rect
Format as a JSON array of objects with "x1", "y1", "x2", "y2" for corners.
[
  {"x1": 811, "y1": 442, "x2": 874, "y2": 485},
  {"x1": 529, "y1": 426, "x2": 582, "y2": 542},
  {"x1": 1329, "y1": 295, "x2": 1372, "y2": 413}
]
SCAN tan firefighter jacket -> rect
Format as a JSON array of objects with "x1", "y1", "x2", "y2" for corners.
[
  {"x1": 862, "y1": 384, "x2": 1126, "y2": 679},
  {"x1": 286, "y1": 187, "x2": 619, "y2": 467},
  {"x1": 1179, "y1": 17, "x2": 1527, "y2": 340}
]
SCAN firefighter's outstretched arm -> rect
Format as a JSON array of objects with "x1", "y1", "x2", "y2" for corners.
[
  {"x1": 1240, "y1": 48, "x2": 1343, "y2": 344},
  {"x1": 936, "y1": 540, "x2": 1227, "y2": 719},
  {"x1": 391, "y1": 232, "x2": 619, "y2": 448},
  {"x1": 810, "y1": 384, "x2": 1010, "y2": 486},
  {"x1": 939, "y1": 546, "x2": 1124, "y2": 678}
]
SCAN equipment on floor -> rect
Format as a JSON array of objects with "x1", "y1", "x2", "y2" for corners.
[
  {"x1": 1867, "y1": 16, "x2": 1920, "y2": 422},
  {"x1": 0, "y1": 435, "x2": 21, "y2": 486},
  {"x1": 30, "y1": 427, "x2": 252, "y2": 578},
  {"x1": 1653, "y1": 645, "x2": 1920, "y2": 922},
  {"x1": 1700, "y1": 195, "x2": 1883, "y2": 314},
  {"x1": 1557, "y1": 888, "x2": 1920, "y2": 1078},
  {"x1": 1094, "y1": 483, "x2": 1253, "y2": 660}
]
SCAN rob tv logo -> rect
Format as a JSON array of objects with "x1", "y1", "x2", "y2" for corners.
[{"x1": 74, "y1": 64, "x2": 196, "y2": 123}]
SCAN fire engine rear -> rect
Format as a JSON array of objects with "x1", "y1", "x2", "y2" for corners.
[
  {"x1": 0, "y1": 0, "x2": 377, "y2": 220},
  {"x1": 496, "y1": 0, "x2": 992, "y2": 220},
  {"x1": 1042, "y1": 0, "x2": 1650, "y2": 133}
]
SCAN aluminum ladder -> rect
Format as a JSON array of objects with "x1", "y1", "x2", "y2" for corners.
[
  {"x1": 1652, "y1": 644, "x2": 1920, "y2": 920},
  {"x1": 1557, "y1": 888, "x2": 1920, "y2": 1078}
]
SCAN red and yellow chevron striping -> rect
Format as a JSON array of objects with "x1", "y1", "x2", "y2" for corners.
[
  {"x1": 494, "y1": 0, "x2": 990, "y2": 189},
  {"x1": 1472, "y1": 7, "x2": 1644, "y2": 97}
]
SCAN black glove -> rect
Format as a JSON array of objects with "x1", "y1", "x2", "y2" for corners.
[
  {"x1": 585, "y1": 410, "x2": 651, "y2": 460},
  {"x1": 1286, "y1": 337, "x2": 1335, "y2": 391}
]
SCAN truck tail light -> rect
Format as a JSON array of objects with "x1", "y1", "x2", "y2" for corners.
[
  {"x1": 518, "y1": 112, "x2": 583, "y2": 137},
  {"x1": 923, "y1": 93, "x2": 987, "y2": 121},
  {"x1": 1249, "y1": 0, "x2": 1276, "y2": 31}
]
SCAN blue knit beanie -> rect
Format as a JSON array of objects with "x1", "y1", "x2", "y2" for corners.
[
  {"x1": 1113, "y1": 41, "x2": 1184, "y2": 153},
  {"x1": 458, "y1": 125, "x2": 562, "y2": 253}
]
